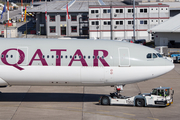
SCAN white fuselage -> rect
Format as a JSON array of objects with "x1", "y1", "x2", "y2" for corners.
[{"x1": 0, "y1": 39, "x2": 174, "y2": 86}]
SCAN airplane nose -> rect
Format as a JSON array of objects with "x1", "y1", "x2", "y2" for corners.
[{"x1": 165, "y1": 59, "x2": 174, "y2": 72}]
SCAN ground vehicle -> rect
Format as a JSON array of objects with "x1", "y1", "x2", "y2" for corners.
[
  {"x1": 99, "y1": 86, "x2": 174, "y2": 107},
  {"x1": 134, "y1": 39, "x2": 146, "y2": 45},
  {"x1": 155, "y1": 46, "x2": 180, "y2": 63}
]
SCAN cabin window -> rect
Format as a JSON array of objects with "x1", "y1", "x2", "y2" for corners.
[
  {"x1": 93, "y1": 56, "x2": 95, "y2": 59},
  {"x1": 102, "y1": 56, "x2": 104, "y2": 59},
  {"x1": 1, "y1": 55, "x2": 4, "y2": 58},
  {"x1": 56, "y1": 55, "x2": 59, "y2": 59},
  {"x1": 151, "y1": 89, "x2": 157, "y2": 95},
  {"x1": 61, "y1": 55, "x2": 63, "y2": 58},
  {"x1": 70, "y1": 55, "x2": 72, "y2": 59},
  {"x1": 52, "y1": 55, "x2": 54, "y2": 58},
  {"x1": 79, "y1": 55, "x2": 81, "y2": 59},
  {"x1": 153, "y1": 53, "x2": 157, "y2": 58},
  {"x1": 156, "y1": 53, "x2": 162, "y2": 58},
  {"x1": 83, "y1": 56, "x2": 86, "y2": 59},
  {"x1": 88, "y1": 56, "x2": 90, "y2": 59},
  {"x1": 97, "y1": 56, "x2": 99, "y2": 59},
  {"x1": 65, "y1": 55, "x2": 68, "y2": 58},
  {"x1": 42, "y1": 55, "x2": 45, "y2": 58},
  {"x1": 11, "y1": 55, "x2": 13, "y2": 58},
  {"x1": 47, "y1": 55, "x2": 49, "y2": 58},
  {"x1": 147, "y1": 53, "x2": 152, "y2": 58}
]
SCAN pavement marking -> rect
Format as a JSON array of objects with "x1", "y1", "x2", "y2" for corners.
[
  {"x1": 67, "y1": 107, "x2": 82, "y2": 110},
  {"x1": 95, "y1": 113, "x2": 137, "y2": 120},
  {"x1": 147, "y1": 117, "x2": 159, "y2": 120},
  {"x1": 97, "y1": 110, "x2": 109, "y2": 112},
  {"x1": 123, "y1": 113, "x2": 136, "y2": 116}
]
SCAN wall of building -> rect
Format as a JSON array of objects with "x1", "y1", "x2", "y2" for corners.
[
  {"x1": 36, "y1": 12, "x2": 88, "y2": 37},
  {"x1": 89, "y1": 5, "x2": 169, "y2": 41},
  {"x1": 154, "y1": 32, "x2": 180, "y2": 46}
]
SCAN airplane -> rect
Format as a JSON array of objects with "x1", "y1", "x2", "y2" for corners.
[{"x1": 0, "y1": 38, "x2": 174, "y2": 94}]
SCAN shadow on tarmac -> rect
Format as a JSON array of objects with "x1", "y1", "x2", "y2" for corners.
[{"x1": 0, "y1": 93, "x2": 103, "y2": 102}]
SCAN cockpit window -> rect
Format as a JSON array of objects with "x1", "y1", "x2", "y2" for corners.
[
  {"x1": 147, "y1": 53, "x2": 151, "y2": 58},
  {"x1": 153, "y1": 53, "x2": 157, "y2": 58},
  {"x1": 156, "y1": 53, "x2": 163, "y2": 58}
]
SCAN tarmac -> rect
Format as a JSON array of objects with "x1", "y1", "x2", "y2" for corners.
[{"x1": 0, "y1": 63, "x2": 180, "y2": 120}]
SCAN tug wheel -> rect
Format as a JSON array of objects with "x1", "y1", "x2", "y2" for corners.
[
  {"x1": 135, "y1": 99, "x2": 145, "y2": 107},
  {"x1": 101, "y1": 96, "x2": 110, "y2": 105}
]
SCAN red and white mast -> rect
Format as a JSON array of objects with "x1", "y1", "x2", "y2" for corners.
[
  {"x1": 7, "y1": 0, "x2": 9, "y2": 26},
  {"x1": 21, "y1": 0, "x2": 23, "y2": 21}
]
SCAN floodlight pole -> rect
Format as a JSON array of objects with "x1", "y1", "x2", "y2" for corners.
[
  {"x1": 7, "y1": 0, "x2": 9, "y2": 26},
  {"x1": 133, "y1": 0, "x2": 135, "y2": 42},
  {"x1": 21, "y1": 0, "x2": 23, "y2": 22},
  {"x1": 45, "y1": 0, "x2": 47, "y2": 38}
]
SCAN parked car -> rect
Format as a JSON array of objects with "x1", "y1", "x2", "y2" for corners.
[{"x1": 134, "y1": 39, "x2": 146, "y2": 45}]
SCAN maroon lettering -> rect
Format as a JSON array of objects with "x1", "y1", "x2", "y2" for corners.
[
  {"x1": 93, "y1": 50, "x2": 109, "y2": 66},
  {"x1": 68, "y1": 49, "x2": 88, "y2": 66},
  {"x1": 29, "y1": 49, "x2": 48, "y2": 66},
  {"x1": 51, "y1": 49, "x2": 66, "y2": 66},
  {"x1": 1, "y1": 48, "x2": 25, "y2": 70}
]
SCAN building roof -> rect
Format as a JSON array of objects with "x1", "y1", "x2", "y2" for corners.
[
  {"x1": 27, "y1": 0, "x2": 126, "y2": 13},
  {"x1": 139, "y1": 2, "x2": 180, "y2": 10},
  {"x1": 149, "y1": 13, "x2": 180, "y2": 33}
]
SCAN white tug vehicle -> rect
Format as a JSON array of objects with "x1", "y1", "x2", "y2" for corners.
[{"x1": 99, "y1": 86, "x2": 174, "y2": 107}]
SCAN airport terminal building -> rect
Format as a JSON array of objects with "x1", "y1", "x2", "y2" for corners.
[
  {"x1": 27, "y1": 0, "x2": 170, "y2": 41},
  {"x1": 89, "y1": 4, "x2": 169, "y2": 41}
]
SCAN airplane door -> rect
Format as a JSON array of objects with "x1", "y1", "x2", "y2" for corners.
[
  {"x1": 17, "y1": 47, "x2": 28, "y2": 65},
  {"x1": 118, "y1": 48, "x2": 130, "y2": 67}
]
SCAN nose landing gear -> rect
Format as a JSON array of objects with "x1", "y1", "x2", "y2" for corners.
[{"x1": 110, "y1": 85, "x2": 125, "y2": 98}]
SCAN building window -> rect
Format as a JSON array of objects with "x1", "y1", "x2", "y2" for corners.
[
  {"x1": 116, "y1": 21, "x2": 123, "y2": 25},
  {"x1": 91, "y1": 10, "x2": 98, "y2": 14},
  {"x1": 140, "y1": 9, "x2": 147, "y2": 13},
  {"x1": 61, "y1": 15, "x2": 66, "y2": 21},
  {"x1": 128, "y1": 21, "x2": 133, "y2": 25},
  {"x1": 71, "y1": 26, "x2": 77, "y2": 32},
  {"x1": 71, "y1": 15, "x2": 77, "y2": 21},
  {"x1": 128, "y1": 9, "x2": 133, "y2": 13},
  {"x1": 82, "y1": 15, "x2": 88, "y2": 21},
  {"x1": 140, "y1": 20, "x2": 147, "y2": 24},
  {"x1": 50, "y1": 15, "x2": 55, "y2": 22},
  {"x1": 103, "y1": 9, "x2": 111, "y2": 13},
  {"x1": 103, "y1": 21, "x2": 111, "y2": 25},
  {"x1": 92, "y1": 21, "x2": 99, "y2": 25},
  {"x1": 116, "y1": 9, "x2": 123, "y2": 13},
  {"x1": 50, "y1": 26, "x2": 56, "y2": 33}
]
